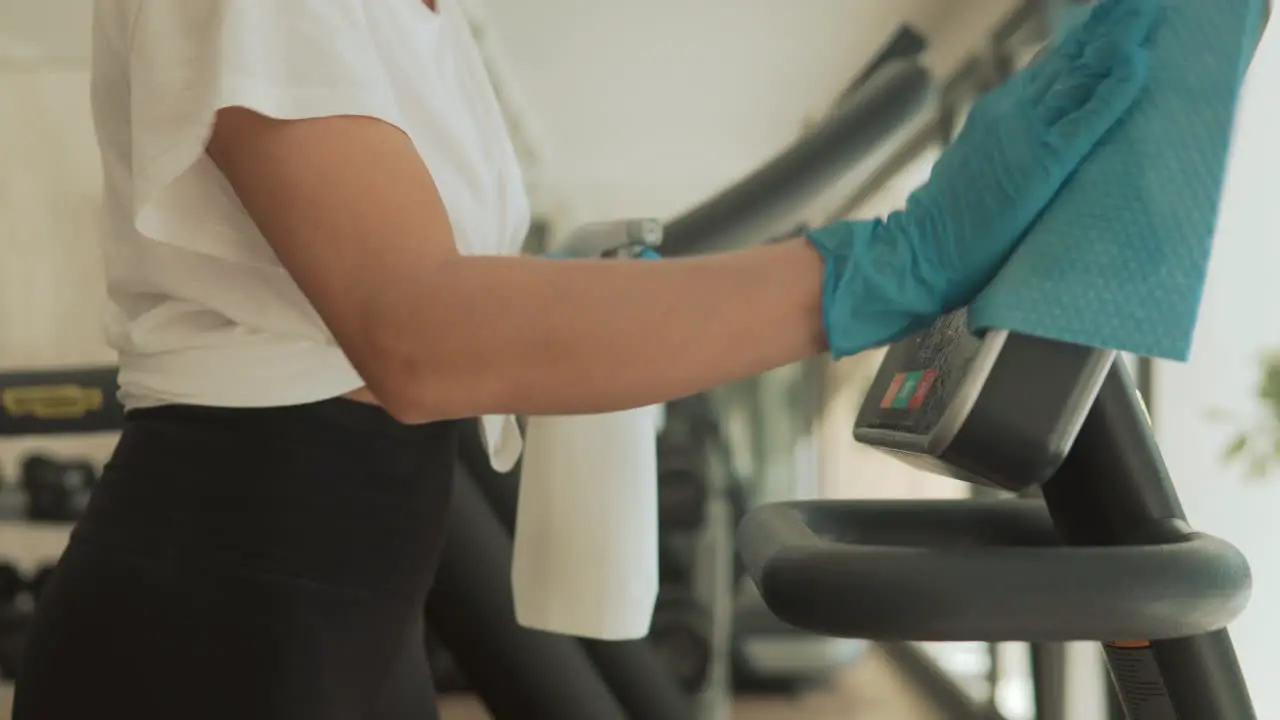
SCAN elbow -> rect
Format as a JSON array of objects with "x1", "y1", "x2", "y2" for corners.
[
  {"x1": 361, "y1": 345, "x2": 508, "y2": 426},
  {"x1": 375, "y1": 389, "x2": 445, "y2": 426},
  {"x1": 369, "y1": 372, "x2": 471, "y2": 426},
  {"x1": 346, "y1": 293, "x2": 513, "y2": 425}
]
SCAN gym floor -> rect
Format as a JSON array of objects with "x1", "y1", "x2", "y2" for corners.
[{"x1": 0, "y1": 646, "x2": 939, "y2": 720}]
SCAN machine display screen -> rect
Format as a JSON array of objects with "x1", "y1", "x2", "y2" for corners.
[{"x1": 855, "y1": 309, "x2": 986, "y2": 438}]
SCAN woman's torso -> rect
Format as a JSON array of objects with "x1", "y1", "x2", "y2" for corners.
[{"x1": 90, "y1": 0, "x2": 532, "y2": 413}]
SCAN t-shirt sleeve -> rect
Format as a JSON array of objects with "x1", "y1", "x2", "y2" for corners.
[{"x1": 128, "y1": 0, "x2": 408, "y2": 265}]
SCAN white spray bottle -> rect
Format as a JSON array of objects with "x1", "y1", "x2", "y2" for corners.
[{"x1": 511, "y1": 219, "x2": 666, "y2": 640}]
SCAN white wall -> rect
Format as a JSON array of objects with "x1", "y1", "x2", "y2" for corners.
[
  {"x1": 0, "y1": 67, "x2": 116, "y2": 474},
  {"x1": 467, "y1": 0, "x2": 1021, "y2": 229},
  {"x1": 1152, "y1": 22, "x2": 1280, "y2": 715}
]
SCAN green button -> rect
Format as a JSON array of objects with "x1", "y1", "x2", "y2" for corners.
[{"x1": 892, "y1": 371, "x2": 922, "y2": 409}]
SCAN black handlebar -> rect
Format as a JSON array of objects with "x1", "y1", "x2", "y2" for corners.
[{"x1": 738, "y1": 498, "x2": 1251, "y2": 642}]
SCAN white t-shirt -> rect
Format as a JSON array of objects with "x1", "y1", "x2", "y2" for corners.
[{"x1": 90, "y1": 0, "x2": 530, "y2": 469}]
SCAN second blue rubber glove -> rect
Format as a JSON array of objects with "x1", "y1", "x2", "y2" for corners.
[{"x1": 807, "y1": 0, "x2": 1161, "y2": 359}]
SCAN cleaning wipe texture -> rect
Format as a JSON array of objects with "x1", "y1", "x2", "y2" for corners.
[{"x1": 968, "y1": 0, "x2": 1267, "y2": 361}]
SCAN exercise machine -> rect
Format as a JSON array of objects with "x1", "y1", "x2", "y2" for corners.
[{"x1": 737, "y1": 309, "x2": 1256, "y2": 718}]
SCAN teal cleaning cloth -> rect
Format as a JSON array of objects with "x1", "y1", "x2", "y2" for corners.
[{"x1": 967, "y1": 0, "x2": 1268, "y2": 361}]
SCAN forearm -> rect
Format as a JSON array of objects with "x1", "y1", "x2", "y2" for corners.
[
  {"x1": 202, "y1": 110, "x2": 825, "y2": 420},
  {"x1": 368, "y1": 239, "x2": 827, "y2": 421}
]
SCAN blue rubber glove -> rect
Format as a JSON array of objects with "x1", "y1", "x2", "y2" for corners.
[{"x1": 807, "y1": 0, "x2": 1161, "y2": 359}]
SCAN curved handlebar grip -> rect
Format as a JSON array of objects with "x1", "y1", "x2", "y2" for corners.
[{"x1": 737, "y1": 500, "x2": 1251, "y2": 642}]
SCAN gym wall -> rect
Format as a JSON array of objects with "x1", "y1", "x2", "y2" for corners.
[
  {"x1": 1152, "y1": 26, "x2": 1280, "y2": 717},
  {"x1": 0, "y1": 66, "x2": 117, "y2": 479}
]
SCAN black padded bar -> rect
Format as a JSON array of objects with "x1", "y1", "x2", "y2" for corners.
[
  {"x1": 737, "y1": 499, "x2": 1250, "y2": 642},
  {"x1": 425, "y1": 460, "x2": 626, "y2": 720},
  {"x1": 661, "y1": 60, "x2": 932, "y2": 257},
  {"x1": 1043, "y1": 361, "x2": 1256, "y2": 719},
  {"x1": 456, "y1": 424, "x2": 696, "y2": 720}
]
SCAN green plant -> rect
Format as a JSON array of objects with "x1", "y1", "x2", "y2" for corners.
[{"x1": 1214, "y1": 350, "x2": 1280, "y2": 479}]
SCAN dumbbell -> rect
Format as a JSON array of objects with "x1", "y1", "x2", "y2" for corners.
[
  {"x1": 657, "y1": 437, "x2": 708, "y2": 530},
  {"x1": 658, "y1": 532, "x2": 697, "y2": 586},
  {"x1": 21, "y1": 453, "x2": 98, "y2": 522},
  {"x1": 660, "y1": 520, "x2": 748, "y2": 587},
  {"x1": 648, "y1": 584, "x2": 712, "y2": 694}
]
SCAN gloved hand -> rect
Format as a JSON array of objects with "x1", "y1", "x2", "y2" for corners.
[{"x1": 808, "y1": 0, "x2": 1161, "y2": 359}]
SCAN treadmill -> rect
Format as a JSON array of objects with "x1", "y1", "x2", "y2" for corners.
[{"x1": 737, "y1": 309, "x2": 1256, "y2": 719}]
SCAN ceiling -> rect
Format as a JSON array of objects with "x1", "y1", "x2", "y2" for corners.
[{"x1": 0, "y1": 0, "x2": 1022, "y2": 225}]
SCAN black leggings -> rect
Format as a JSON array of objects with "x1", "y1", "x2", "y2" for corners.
[{"x1": 12, "y1": 399, "x2": 456, "y2": 720}]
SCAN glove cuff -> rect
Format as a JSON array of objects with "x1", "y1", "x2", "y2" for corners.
[{"x1": 805, "y1": 219, "x2": 885, "y2": 358}]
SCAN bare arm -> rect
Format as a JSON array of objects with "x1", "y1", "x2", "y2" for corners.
[{"x1": 208, "y1": 110, "x2": 827, "y2": 423}]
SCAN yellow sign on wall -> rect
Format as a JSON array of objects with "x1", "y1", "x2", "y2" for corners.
[{"x1": 1, "y1": 384, "x2": 105, "y2": 420}]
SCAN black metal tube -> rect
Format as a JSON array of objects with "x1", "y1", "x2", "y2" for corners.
[
  {"x1": 577, "y1": 638, "x2": 695, "y2": 720},
  {"x1": 1150, "y1": 633, "x2": 1254, "y2": 719},
  {"x1": 1042, "y1": 361, "x2": 1255, "y2": 720},
  {"x1": 661, "y1": 60, "x2": 933, "y2": 257},
  {"x1": 458, "y1": 425, "x2": 697, "y2": 720},
  {"x1": 425, "y1": 461, "x2": 626, "y2": 720},
  {"x1": 1043, "y1": 361, "x2": 1184, "y2": 540}
]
